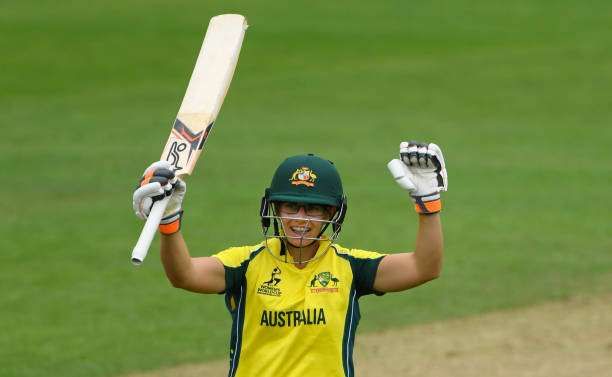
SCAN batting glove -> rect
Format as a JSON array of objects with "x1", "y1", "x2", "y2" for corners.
[
  {"x1": 387, "y1": 141, "x2": 448, "y2": 214},
  {"x1": 132, "y1": 161, "x2": 186, "y2": 234}
]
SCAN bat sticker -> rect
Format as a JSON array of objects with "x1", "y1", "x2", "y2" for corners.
[
  {"x1": 166, "y1": 141, "x2": 188, "y2": 170},
  {"x1": 197, "y1": 122, "x2": 215, "y2": 150},
  {"x1": 172, "y1": 119, "x2": 204, "y2": 149}
]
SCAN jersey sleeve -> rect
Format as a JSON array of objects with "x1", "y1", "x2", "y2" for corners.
[
  {"x1": 344, "y1": 248, "x2": 387, "y2": 297},
  {"x1": 212, "y1": 246, "x2": 254, "y2": 294}
]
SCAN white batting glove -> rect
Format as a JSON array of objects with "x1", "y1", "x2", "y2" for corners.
[
  {"x1": 387, "y1": 141, "x2": 448, "y2": 214},
  {"x1": 132, "y1": 161, "x2": 186, "y2": 234}
]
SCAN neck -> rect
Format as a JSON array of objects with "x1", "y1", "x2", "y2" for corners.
[{"x1": 287, "y1": 240, "x2": 320, "y2": 268}]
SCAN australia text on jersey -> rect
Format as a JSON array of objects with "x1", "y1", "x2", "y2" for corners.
[{"x1": 260, "y1": 308, "x2": 326, "y2": 327}]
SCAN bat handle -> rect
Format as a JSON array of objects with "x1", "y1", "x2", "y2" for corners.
[{"x1": 131, "y1": 197, "x2": 170, "y2": 266}]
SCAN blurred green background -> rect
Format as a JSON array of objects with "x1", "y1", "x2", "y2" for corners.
[{"x1": 2, "y1": 0, "x2": 611, "y2": 376}]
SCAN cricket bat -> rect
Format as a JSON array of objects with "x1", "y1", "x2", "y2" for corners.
[{"x1": 131, "y1": 14, "x2": 248, "y2": 266}]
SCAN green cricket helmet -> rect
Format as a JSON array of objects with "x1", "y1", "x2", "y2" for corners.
[
  {"x1": 267, "y1": 154, "x2": 343, "y2": 206},
  {"x1": 260, "y1": 154, "x2": 347, "y2": 233}
]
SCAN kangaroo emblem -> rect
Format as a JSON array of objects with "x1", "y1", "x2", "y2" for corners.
[{"x1": 310, "y1": 275, "x2": 318, "y2": 287}]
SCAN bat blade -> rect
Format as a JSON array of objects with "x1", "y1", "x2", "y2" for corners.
[
  {"x1": 160, "y1": 14, "x2": 248, "y2": 177},
  {"x1": 132, "y1": 14, "x2": 247, "y2": 266}
]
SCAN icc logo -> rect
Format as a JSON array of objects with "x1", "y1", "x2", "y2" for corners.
[
  {"x1": 257, "y1": 267, "x2": 282, "y2": 297},
  {"x1": 263, "y1": 267, "x2": 281, "y2": 286}
]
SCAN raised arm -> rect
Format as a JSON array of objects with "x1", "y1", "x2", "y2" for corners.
[
  {"x1": 132, "y1": 161, "x2": 226, "y2": 294},
  {"x1": 374, "y1": 141, "x2": 448, "y2": 292},
  {"x1": 160, "y1": 232, "x2": 225, "y2": 294},
  {"x1": 374, "y1": 213, "x2": 443, "y2": 292}
]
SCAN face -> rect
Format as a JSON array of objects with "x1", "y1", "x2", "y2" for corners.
[{"x1": 276, "y1": 202, "x2": 334, "y2": 247}]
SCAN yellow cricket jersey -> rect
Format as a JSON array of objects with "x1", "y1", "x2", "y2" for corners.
[{"x1": 212, "y1": 237, "x2": 386, "y2": 377}]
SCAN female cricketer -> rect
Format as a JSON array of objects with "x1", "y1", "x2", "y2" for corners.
[{"x1": 132, "y1": 141, "x2": 448, "y2": 377}]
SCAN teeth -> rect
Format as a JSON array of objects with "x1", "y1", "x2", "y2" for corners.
[{"x1": 291, "y1": 227, "x2": 309, "y2": 232}]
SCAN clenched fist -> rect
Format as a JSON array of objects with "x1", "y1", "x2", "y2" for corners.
[
  {"x1": 387, "y1": 141, "x2": 448, "y2": 214},
  {"x1": 132, "y1": 161, "x2": 186, "y2": 234}
]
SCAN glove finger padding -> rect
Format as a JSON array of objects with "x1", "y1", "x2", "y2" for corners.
[
  {"x1": 390, "y1": 141, "x2": 448, "y2": 214},
  {"x1": 132, "y1": 161, "x2": 182, "y2": 220},
  {"x1": 162, "y1": 179, "x2": 186, "y2": 220},
  {"x1": 141, "y1": 160, "x2": 174, "y2": 177},
  {"x1": 138, "y1": 161, "x2": 176, "y2": 192},
  {"x1": 427, "y1": 143, "x2": 448, "y2": 191},
  {"x1": 399, "y1": 141, "x2": 447, "y2": 190},
  {"x1": 133, "y1": 182, "x2": 164, "y2": 220},
  {"x1": 387, "y1": 159, "x2": 417, "y2": 192}
]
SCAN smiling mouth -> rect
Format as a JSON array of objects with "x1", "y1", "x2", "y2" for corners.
[{"x1": 290, "y1": 226, "x2": 311, "y2": 234}]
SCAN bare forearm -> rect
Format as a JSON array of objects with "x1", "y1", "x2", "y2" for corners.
[
  {"x1": 414, "y1": 213, "x2": 443, "y2": 279},
  {"x1": 160, "y1": 232, "x2": 195, "y2": 287}
]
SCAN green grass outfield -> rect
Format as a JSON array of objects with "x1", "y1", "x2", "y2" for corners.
[{"x1": 2, "y1": 1, "x2": 611, "y2": 376}]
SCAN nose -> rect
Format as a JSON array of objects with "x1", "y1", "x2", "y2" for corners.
[{"x1": 295, "y1": 206, "x2": 308, "y2": 217}]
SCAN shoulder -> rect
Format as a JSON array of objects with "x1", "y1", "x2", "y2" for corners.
[
  {"x1": 332, "y1": 243, "x2": 387, "y2": 295},
  {"x1": 212, "y1": 242, "x2": 266, "y2": 268},
  {"x1": 331, "y1": 243, "x2": 387, "y2": 261}
]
